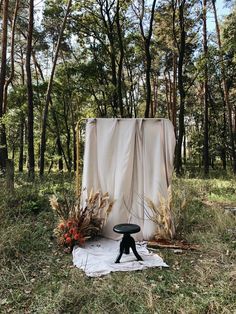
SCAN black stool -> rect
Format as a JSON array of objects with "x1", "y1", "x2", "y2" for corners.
[{"x1": 113, "y1": 223, "x2": 143, "y2": 263}]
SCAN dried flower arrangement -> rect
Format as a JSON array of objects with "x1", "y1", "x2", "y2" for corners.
[
  {"x1": 49, "y1": 189, "x2": 113, "y2": 252},
  {"x1": 145, "y1": 186, "x2": 175, "y2": 240}
]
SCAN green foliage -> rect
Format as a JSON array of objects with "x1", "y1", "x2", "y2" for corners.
[
  {"x1": 2, "y1": 0, "x2": 236, "y2": 174},
  {"x1": 223, "y1": 8, "x2": 236, "y2": 54}
]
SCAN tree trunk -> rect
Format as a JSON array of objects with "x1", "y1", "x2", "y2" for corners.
[
  {"x1": 63, "y1": 99, "x2": 72, "y2": 172},
  {"x1": 116, "y1": 0, "x2": 124, "y2": 117},
  {"x1": 6, "y1": 159, "x2": 14, "y2": 192},
  {"x1": 39, "y1": 0, "x2": 72, "y2": 176},
  {"x1": 56, "y1": 138, "x2": 63, "y2": 172},
  {"x1": 145, "y1": 41, "x2": 152, "y2": 118},
  {"x1": 171, "y1": 0, "x2": 178, "y2": 134},
  {"x1": 183, "y1": 132, "x2": 186, "y2": 164},
  {"x1": 172, "y1": 52, "x2": 177, "y2": 133},
  {"x1": 126, "y1": 63, "x2": 135, "y2": 117},
  {"x1": 203, "y1": 0, "x2": 209, "y2": 176},
  {"x1": 139, "y1": 0, "x2": 157, "y2": 118},
  {"x1": 153, "y1": 75, "x2": 158, "y2": 117},
  {"x1": 18, "y1": 117, "x2": 24, "y2": 172},
  {"x1": 222, "y1": 107, "x2": 227, "y2": 170},
  {"x1": 99, "y1": 0, "x2": 120, "y2": 116},
  {"x1": 3, "y1": 0, "x2": 19, "y2": 113},
  {"x1": 52, "y1": 106, "x2": 70, "y2": 171},
  {"x1": 175, "y1": 0, "x2": 186, "y2": 175},
  {"x1": 0, "y1": 0, "x2": 9, "y2": 172},
  {"x1": 20, "y1": 47, "x2": 25, "y2": 85},
  {"x1": 19, "y1": 46, "x2": 25, "y2": 173},
  {"x1": 164, "y1": 69, "x2": 171, "y2": 120},
  {"x1": 212, "y1": 0, "x2": 236, "y2": 174},
  {"x1": 70, "y1": 99, "x2": 77, "y2": 172},
  {"x1": 26, "y1": 0, "x2": 35, "y2": 179}
]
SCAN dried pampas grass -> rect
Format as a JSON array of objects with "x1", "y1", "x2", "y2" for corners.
[
  {"x1": 49, "y1": 189, "x2": 114, "y2": 247},
  {"x1": 145, "y1": 186, "x2": 175, "y2": 240}
]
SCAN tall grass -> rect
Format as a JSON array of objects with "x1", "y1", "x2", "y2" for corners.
[{"x1": 0, "y1": 173, "x2": 235, "y2": 313}]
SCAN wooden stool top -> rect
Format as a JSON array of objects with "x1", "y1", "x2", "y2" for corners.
[{"x1": 113, "y1": 223, "x2": 141, "y2": 234}]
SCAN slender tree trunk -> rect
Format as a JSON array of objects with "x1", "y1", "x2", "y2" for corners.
[
  {"x1": 6, "y1": 159, "x2": 14, "y2": 192},
  {"x1": 222, "y1": 107, "x2": 227, "y2": 170},
  {"x1": 203, "y1": 0, "x2": 209, "y2": 175},
  {"x1": 183, "y1": 132, "x2": 187, "y2": 164},
  {"x1": 63, "y1": 99, "x2": 72, "y2": 172},
  {"x1": 32, "y1": 51, "x2": 45, "y2": 81},
  {"x1": 20, "y1": 47, "x2": 25, "y2": 85},
  {"x1": 110, "y1": 39, "x2": 118, "y2": 116},
  {"x1": 153, "y1": 75, "x2": 158, "y2": 117},
  {"x1": 72, "y1": 122, "x2": 77, "y2": 172},
  {"x1": 19, "y1": 116, "x2": 24, "y2": 172},
  {"x1": 172, "y1": 52, "x2": 177, "y2": 133},
  {"x1": 175, "y1": 0, "x2": 186, "y2": 175},
  {"x1": 3, "y1": 0, "x2": 19, "y2": 113},
  {"x1": 99, "y1": 0, "x2": 120, "y2": 116},
  {"x1": 52, "y1": 106, "x2": 70, "y2": 171},
  {"x1": 0, "y1": 0, "x2": 9, "y2": 172},
  {"x1": 167, "y1": 70, "x2": 173, "y2": 119},
  {"x1": 69, "y1": 100, "x2": 77, "y2": 172},
  {"x1": 164, "y1": 70, "x2": 171, "y2": 120},
  {"x1": 18, "y1": 46, "x2": 25, "y2": 173},
  {"x1": 26, "y1": 0, "x2": 35, "y2": 179},
  {"x1": 145, "y1": 41, "x2": 152, "y2": 117},
  {"x1": 39, "y1": 0, "x2": 72, "y2": 176},
  {"x1": 126, "y1": 63, "x2": 135, "y2": 116},
  {"x1": 139, "y1": 0, "x2": 157, "y2": 118},
  {"x1": 116, "y1": 0, "x2": 124, "y2": 117},
  {"x1": 171, "y1": 0, "x2": 178, "y2": 134},
  {"x1": 212, "y1": 0, "x2": 236, "y2": 173},
  {"x1": 56, "y1": 138, "x2": 63, "y2": 172}
]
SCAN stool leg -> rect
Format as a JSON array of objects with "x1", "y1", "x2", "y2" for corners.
[
  {"x1": 130, "y1": 237, "x2": 143, "y2": 261},
  {"x1": 124, "y1": 234, "x2": 130, "y2": 254},
  {"x1": 115, "y1": 238, "x2": 125, "y2": 263}
]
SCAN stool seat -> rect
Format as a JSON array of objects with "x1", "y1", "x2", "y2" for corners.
[
  {"x1": 113, "y1": 223, "x2": 141, "y2": 234},
  {"x1": 113, "y1": 223, "x2": 143, "y2": 263}
]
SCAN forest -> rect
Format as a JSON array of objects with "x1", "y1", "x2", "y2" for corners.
[
  {"x1": 0, "y1": 0, "x2": 236, "y2": 178},
  {"x1": 1, "y1": 1, "x2": 236, "y2": 313}
]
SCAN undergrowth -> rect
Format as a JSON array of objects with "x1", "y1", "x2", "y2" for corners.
[{"x1": 0, "y1": 173, "x2": 235, "y2": 314}]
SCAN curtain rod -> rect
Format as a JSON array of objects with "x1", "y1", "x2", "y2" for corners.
[{"x1": 77, "y1": 118, "x2": 164, "y2": 124}]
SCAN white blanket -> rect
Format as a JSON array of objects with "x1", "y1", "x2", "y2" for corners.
[{"x1": 72, "y1": 238, "x2": 168, "y2": 277}]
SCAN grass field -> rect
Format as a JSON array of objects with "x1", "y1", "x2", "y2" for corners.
[{"x1": 0, "y1": 173, "x2": 235, "y2": 314}]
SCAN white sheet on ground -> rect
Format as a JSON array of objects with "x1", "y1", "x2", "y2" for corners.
[{"x1": 72, "y1": 237, "x2": 168, "y2": 277}]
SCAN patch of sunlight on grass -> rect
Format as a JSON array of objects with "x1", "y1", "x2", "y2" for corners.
[{"x1": 208, "y1": 192, "x2": 236, "y2": 202}]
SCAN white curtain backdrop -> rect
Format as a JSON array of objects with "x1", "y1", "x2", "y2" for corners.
[{"x1": 81, "y1": 118, "x2": 176, "y2": 241}]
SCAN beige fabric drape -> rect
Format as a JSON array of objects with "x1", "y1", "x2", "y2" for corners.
[{"x1": 81, "y1": 118, "x2": 176, "y2": 241}]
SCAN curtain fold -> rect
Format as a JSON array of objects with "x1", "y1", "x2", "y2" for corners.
[{"x1": 81, "y1": 118, "x2": 175, "y2": 241}]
